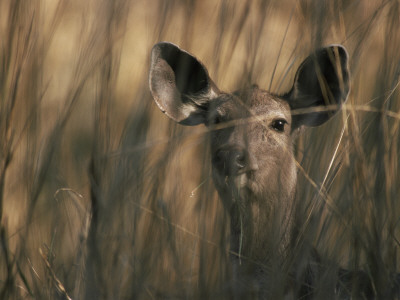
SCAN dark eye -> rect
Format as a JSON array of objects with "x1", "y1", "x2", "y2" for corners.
[
  {"x1": 270, "y1": 119, "x2": 287, "y2": 132},
  {"x1": 214, "y1": 115, "x2": 222, "y2": 125},
  {"x1": 211, "y1": 112, "x2": 226, "y2": 125}
]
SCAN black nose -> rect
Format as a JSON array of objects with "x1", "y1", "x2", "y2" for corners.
[{"x1": 214, "y1": 148, "x2": 246, "y2": 176}]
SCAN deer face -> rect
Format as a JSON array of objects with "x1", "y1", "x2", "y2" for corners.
[
  {"x1": 206, "y1": 88, "x2": 297, "y2": 210},
  {"x1": 148, "y1": 42, "x2": 349, "y2": 214}
]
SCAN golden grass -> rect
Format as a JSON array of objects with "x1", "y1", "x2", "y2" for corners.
[{"x1": 0, "y1": 0, "x2": 399, "y2": 298}]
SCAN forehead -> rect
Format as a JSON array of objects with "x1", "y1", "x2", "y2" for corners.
[{"x1": 211, "y1": 87, "x2": 291, "y2": 119}]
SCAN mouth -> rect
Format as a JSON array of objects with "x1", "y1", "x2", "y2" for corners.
[
  {"x1": 223, "y1": 173, "x2": 256, "y2": 199},
  {"x1": 212, "y1": 166, "x2": 258, "y2": 201},
  {"x1": 227, "y1": 173, "x2": 247, "y2": 188}
]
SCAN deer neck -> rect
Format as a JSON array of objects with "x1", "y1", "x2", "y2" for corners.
[{"x1": 229, "y1": 190, "x2": 295, "y2": 266}]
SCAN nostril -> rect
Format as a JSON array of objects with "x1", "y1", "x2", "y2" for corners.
[
  {"x1": 230, "y1": 150, "x2": 247, "y2": 174},
  {"x1": 215, "y1": 150, "x2": 226, "y2": 164},
  {"x1": 234, "y1": 153, "x2": 246, "y2": 169},
  {"x1": 214, "y1": 150, "x2": 227, "y2": 170}
]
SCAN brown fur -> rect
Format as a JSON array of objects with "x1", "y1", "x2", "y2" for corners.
[{"x1": 149, "y1": 42, "x2": 350, "y2": 297}]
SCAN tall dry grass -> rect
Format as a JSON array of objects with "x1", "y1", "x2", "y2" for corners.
[{"x1": 0, "y1": 0, "x2": 399, "y2": 299}]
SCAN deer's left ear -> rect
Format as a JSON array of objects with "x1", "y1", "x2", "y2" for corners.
[{"x1": 286, "y1": 45, "x2": 350, "y2": 128}]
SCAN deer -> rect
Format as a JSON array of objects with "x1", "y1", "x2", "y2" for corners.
[{"x1": 148, "y1": 42, "x2": 351, "y2": 298}]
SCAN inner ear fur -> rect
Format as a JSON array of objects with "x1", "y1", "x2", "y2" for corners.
[
  {"x1": 149, "y1": 42, "x2": 219, "y2": 126},
  {"x1": 287, "y1": 45, "x2": 350, "y2": 128}
]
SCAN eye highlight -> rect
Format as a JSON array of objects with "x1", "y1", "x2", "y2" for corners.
[{"x1": 270, "y1": 119, "x2": 287, "y2": 132}]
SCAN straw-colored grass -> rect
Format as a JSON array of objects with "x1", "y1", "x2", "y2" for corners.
[{"x1": 0, "y1": 0, "x2": 399, "y2": 298}]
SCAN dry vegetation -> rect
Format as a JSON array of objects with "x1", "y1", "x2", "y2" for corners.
[{"x1": 0, "y1": 0, "x2": 399, "y2": 299}]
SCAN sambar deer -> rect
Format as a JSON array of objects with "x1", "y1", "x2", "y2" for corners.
[{"x1": 148, "y1": 42, "x2": 350, "y2": 298}]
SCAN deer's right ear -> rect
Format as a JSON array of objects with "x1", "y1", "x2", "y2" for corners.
[{"x1": 149, "y1": 42, "x2": 219, "y2": 126}]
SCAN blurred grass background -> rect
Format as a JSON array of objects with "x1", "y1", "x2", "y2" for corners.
[{"x1": 0, "y1": 0, "x2": 399, "y2": 298}]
